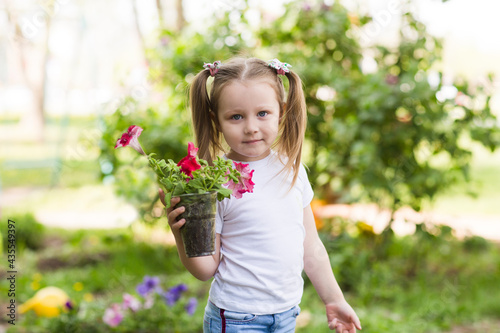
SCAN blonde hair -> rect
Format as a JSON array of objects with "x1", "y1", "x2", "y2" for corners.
[{"x1": 189, "y1": 57, "x2": 307, "y2": 185}]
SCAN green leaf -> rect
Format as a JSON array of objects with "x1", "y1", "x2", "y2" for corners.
[
  {"x1": 164, "y1": 191, "x2": 172, "y2": 209},
  {"x1": 216, "y1": 187, "x2": 233, "y2": 199}
]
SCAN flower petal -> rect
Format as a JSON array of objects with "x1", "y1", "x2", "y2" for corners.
[
  {"x1": 177, "y1": 143, "x2": 201, "y2": 177},
  {"x1": 103, "y1": 304, "x2": 124, "y2": 327},
  {"x1": 122, "y1": 293, "x2": 141, "y2": 312},
  {"x1": 114, "y1": 125, "x2": 146, "y2": 155},
  {"x1": 225, "y1": 162, "x2": 255, "y2": 198},
  {"x1": 187, "y1": 142, "x2": 199, "y2": 158}
]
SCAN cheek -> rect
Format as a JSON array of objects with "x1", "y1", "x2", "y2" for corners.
[{"x1": 220, "y1": 124, "x2": 238, "y2": 140}]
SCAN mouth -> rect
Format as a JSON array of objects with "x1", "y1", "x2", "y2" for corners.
[{"x1": 243, "y1": 139, "x2": 262, "y2": 144}]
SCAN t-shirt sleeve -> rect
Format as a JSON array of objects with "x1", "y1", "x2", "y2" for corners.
[{"x1": 300, "y1": 164, "x2": 314, "y2": 207}]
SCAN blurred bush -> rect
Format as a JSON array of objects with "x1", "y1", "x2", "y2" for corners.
[
  {"x1": 2, "y1": 213, "x2": 45, "y2": 253},
  {"x1": 99, "y1": 98, "x2": 192, "y2": 218},
  {"x1": 260, "y1": 1, "x2": 500, "y2": 216}
]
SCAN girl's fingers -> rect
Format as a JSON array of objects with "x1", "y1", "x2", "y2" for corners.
[
  {"x1": 354, "y1": 317, "x2": 362, "y2": 330},
  {"x1": 169, "y1": 218, "x2": 186, "y2": 231},
  {"x1": 328, "y1": 318, "x2": 338, "y2": 330},
  {"x1": 166, "y1": 196, "x2": 181, "y2": 214},
  {"x1": 168, "y1": 206, "x2": 185, "y2": 221},
  {"x1": 167, "y1": 205, "x2": 186, "y2": 230}
]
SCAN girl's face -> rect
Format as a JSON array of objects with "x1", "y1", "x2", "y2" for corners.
[{"x1": 217, "y1": 80, "x2": 281, "y2": 162}]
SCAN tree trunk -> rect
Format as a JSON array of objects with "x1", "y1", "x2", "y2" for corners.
[
  {"x1": 155, "y1": 0, "x2": 164, "y2": 26},
  {"x1": 35, "y1": 15, "x2": 51, "y2": 140},
  {"x1": 5, "y1": 0, "x2": 50, "y2": 141},
  {"x1": 176, "y1": 0, "x2": 185, "y2": 31},
  {"x1": 131, "y1": 0, "x2": 147, "y2": 63}
]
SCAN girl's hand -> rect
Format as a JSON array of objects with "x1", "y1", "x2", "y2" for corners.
[
  {"x1": 158, "y1": 188, "x2": 186, "y2": 234},
  {"x1": 325, "y1": 299, "x2": 362, "y2": 333}
]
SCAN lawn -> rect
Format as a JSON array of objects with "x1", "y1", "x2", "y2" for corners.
[
  {"x1": 1, "y1": 213, "x2": 499, "y2": 332},
  {"x1": 429, "y1": 143, "x2": 500, "y2": 216}
]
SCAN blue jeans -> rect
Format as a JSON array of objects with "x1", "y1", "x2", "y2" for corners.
[{"x1": 203, "y1": 300, "x2": 301, "y2": 332}]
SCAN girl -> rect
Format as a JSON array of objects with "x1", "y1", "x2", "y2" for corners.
[{"x1": 160, "y1": 57, "x2": 361, "y2": 333}]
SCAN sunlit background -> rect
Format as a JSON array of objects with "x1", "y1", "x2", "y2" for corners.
[{"x1": 2, "y1": 0, "x2": 500, "y2": 120}]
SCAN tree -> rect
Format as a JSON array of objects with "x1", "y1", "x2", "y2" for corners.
[
  {"x1": 5, "y1": 0, "x2": 53, "y2": 141},
  {"x1": 260, "y1": 1, "x2": 499, "y2": 222}
]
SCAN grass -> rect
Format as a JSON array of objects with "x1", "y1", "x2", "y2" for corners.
[
  {"x1": 1, "y1": 216, "x2": 499, "y2": 332},
  {"x1": 428, "y1": 143, "x2": 500, "y2": 216},
  {"x1": 295, "y1": 223, "x2": 500, "y2": 332},
  {"x1": 1, "y1": 220, "x2": 207, "y2": 332},
  {"x1": 1, "y1": 115, "x2": 102, "y2": 189}
]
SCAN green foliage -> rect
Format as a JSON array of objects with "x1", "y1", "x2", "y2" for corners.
[
  {"x1": 260, "y1": 2, "x2": 500, "y2": 213},
  {"x1": 4, "y1": 225, "x2": 204, "y2": 333},
  {"x1": 42, "y1": 280, "x2": 202, "y2": 333},
  {"x1": 299, "y1": 219, "x2": 500, "y2": 332},
  {"x1": 99, "y1": 98, "x2": 192, "y2": 217},
  {"x1": 4, "y1": 220, "x2": 500, "y2": 332},
  {"x1": 2, "y1": 213, "x2": 45, "y2": 253},
  {"x1": 152, "y1": 155, "x2": 238, "y2": 208}
]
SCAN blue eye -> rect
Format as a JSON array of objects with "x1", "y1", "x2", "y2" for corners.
[
  {"x1": 231, "y1": 115, "x2": 242, "y2": 120},
  {"x1": 257, "y1": 111, "x2": 268, "y2": 117}
]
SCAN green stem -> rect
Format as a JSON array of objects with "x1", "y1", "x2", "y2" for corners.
[{"x1": 207, "y1": 167, "x2": 225, "y2": 191}]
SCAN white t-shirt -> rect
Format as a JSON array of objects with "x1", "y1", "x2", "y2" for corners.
[{"x1": 209, "y1": 152, "x2": 314, "y2": 315}]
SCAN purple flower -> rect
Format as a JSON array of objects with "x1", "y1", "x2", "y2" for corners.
[
  {"x1": 164, "y1": 284, "x2": 188, "y2": 306},
  {"x1": 65, "y1": 300, "x2": 74, "y2": 311},
  {"x1": 136, "y1": 276, "x2": 161, "y2": 297},
  {"x1": 185, "y1": 297, "x2": 198, "y2": 316}
]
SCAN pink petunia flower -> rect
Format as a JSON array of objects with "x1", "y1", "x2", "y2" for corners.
[
  {"x1": 225, "y1": 162, "x2": 255, "y2": 199},
  {"x1": 122, "y1": 293, "x2": 141, "y2": 312},
  {"x1": 177, "y1": 142, "x2": 202, "y2": 178},
  {"x1": 114, "y1": 125, "x2": 146, "y2": 155},
  {"x1": 103, "y1": 303, "x2": 124, "y2": 327}
]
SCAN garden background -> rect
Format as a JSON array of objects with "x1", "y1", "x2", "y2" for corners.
[{"x1": 1, "y1": 0, "x2": 500, "y2": 332}]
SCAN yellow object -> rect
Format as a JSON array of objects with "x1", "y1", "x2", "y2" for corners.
[
  {"x1": 19, "y1": 286, "x2": 71, "y2": 318},
  {"x1": 83, "y1": 293, "x2": 94, "y2": 302},
  {"x1": 30, "y1": 280, "x2": 41, "y2": 291},
  {"x1": 32, "y1": 273, "x2": 43, "y2": 281},
  {"x1": 356, "y1": 221, "x2": 376, "y2": 237},
  {"x1": 73, "y1": 282, "x2": 84, "y2": 292}
]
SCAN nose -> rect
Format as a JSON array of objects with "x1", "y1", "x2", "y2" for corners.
[{"x1": 244, "y1": 118, "x2": 258, "y2": 134}]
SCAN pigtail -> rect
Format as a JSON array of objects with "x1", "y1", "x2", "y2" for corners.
[
  {"x1": 278, "y1": 70, "x2": 307, "y2": 185},
  {"x1": 189, "y1": 69, "x2": 221, "y2": 162}
]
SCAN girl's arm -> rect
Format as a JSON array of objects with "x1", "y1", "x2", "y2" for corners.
[
  {"x1": 303, "y1": 204, "x2": 362, "y2": 332},
  {"x1": 160, "y1": 189, "x2": 221, "y2": 281}
]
